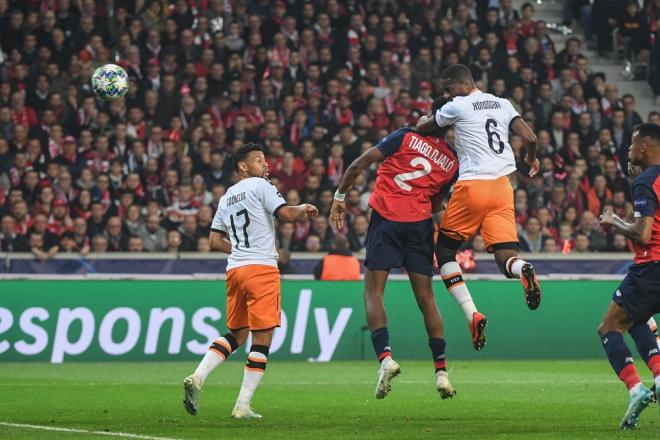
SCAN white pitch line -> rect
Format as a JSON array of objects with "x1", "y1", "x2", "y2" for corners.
[{"x1": 0, "y1": 422, "x2": 182, "y2": 440}]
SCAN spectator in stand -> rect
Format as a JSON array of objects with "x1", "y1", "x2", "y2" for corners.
[
  {"x1": 136, "y1": 214, "x2": 166, "y2": 252},
  {"x1": 314, "y1": 234, "x2": 361, "y2": 280},
  {"x1": 519, "y1": 217, "x2": 548, "y2": 253},
  {"x1": 0, "y1": 0, "x2": 655, "y2": 264},
  {"x1": 0, "y1": 215, "x2": 29, "y2": 251}
]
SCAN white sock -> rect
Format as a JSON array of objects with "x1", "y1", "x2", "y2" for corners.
[
  {"x1": 236, "y1": 350, "x2": 267, "y2": 408},
  {"x1": 440, "y1": 261, "x2": 477, "y2": 322},
  {"x1": 654, "y1": 375, "x2": 660, "y2": 390},
  {"x1": 194, "y1": 336, "x2": 232, "y2": 383},
  {"x1": 505, "y1": 257, "x2": 527, "y2": 279},
  {"x1": 629, "y1": 382, "x2": 643, "y2": 396},
  {"x1": 380, "y1": 355, "x2": 394, "y2": 369},
  {"x1": 647, "y1": 318, "x2": 660, "y2": 347}
]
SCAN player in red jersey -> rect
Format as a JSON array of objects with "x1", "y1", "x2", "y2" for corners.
[
  {"x1": 597, "y1": 123, "x2": 660, "y2": 429},
  {"x1": 330, "y1": 98, "x2": 480, "y2": 400}
]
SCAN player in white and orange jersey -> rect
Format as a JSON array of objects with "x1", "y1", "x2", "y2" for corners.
[
  {"x1": 417, "y1": 65, "x2": 542, "y2": 351},
  {"x1": 183, "y1": 143, "x2": 317, "y2": 419}
]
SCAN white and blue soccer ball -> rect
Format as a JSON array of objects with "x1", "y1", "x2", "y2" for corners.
[{"x1": 91, "y1": 64, "x2": 129, "y2": 101}]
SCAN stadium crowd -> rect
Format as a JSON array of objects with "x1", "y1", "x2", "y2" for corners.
[{"x1": 0, "y1": 0, "x2": 659, "y2": 260}]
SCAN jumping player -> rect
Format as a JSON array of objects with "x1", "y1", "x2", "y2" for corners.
[
  {"x1": 416, "y1": 65, "x2": 542, "y2": 341},
  {"x1": 183, "y1": 143, "x2": 318, "y2": 419},
  {"x1": 330, "y1": 98, "x2": 469, "y2": 400},
  {"x1": 597, "y1": 123, "x2": 660, "y2": 429}
]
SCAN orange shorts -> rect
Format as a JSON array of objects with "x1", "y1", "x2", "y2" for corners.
[
  {"x1": 439, "y1": 175, "x2": 518, "y2": 251},
  {"x1": 225, "y1": 265, "x2": 281, "y2": 331}
]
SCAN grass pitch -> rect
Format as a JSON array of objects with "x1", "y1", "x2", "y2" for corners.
[{"x1": 0, "y1": 360, "x2": 658, "y2": 439}]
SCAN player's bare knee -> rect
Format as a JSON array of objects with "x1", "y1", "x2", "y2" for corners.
[
  {"x1": 597, "y1": 321, "x2": 610, "y2": 337},
  {"x1": 414, "y1": 292, "x2": 437, "y2": 310},
  {"x1": 435, "y1": 234, "x2": 462, "y2": 266}
]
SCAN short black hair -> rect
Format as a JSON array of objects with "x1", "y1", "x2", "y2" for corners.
[
  {"x1": 233, "y1": 142, "x2": 264, "y2": 172},
  {"x1": 633, "y1": 123, "x2": 660, "y2": 144},
  {"x1": 439, "y1": 64, "x2": 474, "y2": 86},
  {"x1": 431, "y1": 96, "x2": 450, "y2": 113},
  {"x1": 426, "y1": 96, "x2": 451, "y2": 138}
]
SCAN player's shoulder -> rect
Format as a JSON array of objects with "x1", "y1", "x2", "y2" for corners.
[
  {"x1": 386, "y1": 126, "x2": 415, "y2": 139},
  {"x1": 239, "y1": 176, "x2": 270, "y2": 190},
  {"x1": 634, "y1": 165, "x2": 660, "y2": 189}
]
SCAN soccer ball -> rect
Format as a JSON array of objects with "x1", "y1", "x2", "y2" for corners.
[{"x1": 91, "y1": 64, "x2": 129, "y2": 101}]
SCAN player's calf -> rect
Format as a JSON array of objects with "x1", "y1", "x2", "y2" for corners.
[
  {"x1": 233, "y1": 344, "x2": 269, "y2": 417},
  {"x1": 183, "y1": 333, "x2": 239, "y2": 416}
]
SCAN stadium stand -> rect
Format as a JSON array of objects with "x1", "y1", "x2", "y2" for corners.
[{"x1": 0, "y1": 0, "x2": 658, "y2": 265}]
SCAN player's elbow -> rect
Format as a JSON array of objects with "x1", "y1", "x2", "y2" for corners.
[
  {"x1": 638, "y1": 233, "x2": 652, "y2": 246},
  {"x1": 276, "y1": 206, "x2": 297, "y2": 222},
  {"x1": 525, "y1": 132, "x2": 538, "y2": 145}
]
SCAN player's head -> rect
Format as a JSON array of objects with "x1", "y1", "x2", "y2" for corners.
[
  {"x1": 439, "y1": 64, "x2": 475, "y2": 98},
  {"x1": 424, "y1": 96, "x2": 451, "y2": 138},
  {"x1": 629, "y1": 123, "x2": 660, "y2": 168},
  {"x1": 233, "y1": 142, "x2": 268, "y2": 178}
]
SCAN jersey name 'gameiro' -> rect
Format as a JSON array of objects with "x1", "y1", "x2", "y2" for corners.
[{"x1": 408, "y1": 135, "x2": 456, "y2": 172}]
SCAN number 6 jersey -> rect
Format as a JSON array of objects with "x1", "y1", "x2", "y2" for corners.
[
  {"x1": 434, "y1": 90, "x2": 519, "y2": 181},
  {"x1": 368, "y1": 127, "x2": 458, "y2": 222},
  {"x1": 211, "y1": 177, "x2": 287, "y2": 270}
]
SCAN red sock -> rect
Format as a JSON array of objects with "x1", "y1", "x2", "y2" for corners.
[
  {"x1": 619, "y1": 364, "x2": 641, "y2": 390},
  {"x1": 647, "y1": 355, "x2": 660, "y2": 378}
]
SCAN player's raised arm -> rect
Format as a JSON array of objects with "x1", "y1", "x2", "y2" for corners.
[
  {"x1": 600, "y1": 211, "x2": 654, "y2": 246},
  {"x1": 330, "y1": 147, "x2": 384, "y2": 230},
  {"x1": 276, "y1": 204, "x2": 319, "y2": 222},
  {"x1": 416, "y1": 96, "x2": 454, "y2": 134},
  {"x1": 256, "y1": 177, "x2": 319, "y2": 223},
  {"x1": 416, "y1": 114, "x2": 437, "y2": 134},
  {"x1": 510, "y1": 117, "x2": 540, "y2": 177}
]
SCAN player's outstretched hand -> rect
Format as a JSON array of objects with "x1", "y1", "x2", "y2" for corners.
[
  {"x1": 330, "y1": 200, "x2": 346, "y2": 230},
  {"x1": 599, "y1": 210, "x2": 616, "y2": 225},
  {"x1": 303, "y1": 204, "x2": 319, "y2": 221},
  {"x1": 628, "y1": 162, "x2": 643, "y2": 178},
  {"x1": 525, "y1": 156, "x2": 540, "y2": 177}
]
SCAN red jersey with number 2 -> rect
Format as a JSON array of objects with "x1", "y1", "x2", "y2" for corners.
[{"x1": 368, "y1": 128, "x2": 458, "y2": 222}]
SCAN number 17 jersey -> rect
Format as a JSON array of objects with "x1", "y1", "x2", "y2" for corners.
[
  {"x1": 434, "y1": 90, "x2": 519, "y2": 181},
  {"x1": 369, "y1": 128, "x2": 458, "y2": 222},
  {"x1": 211, "y1": 177, "x2": 287, "y2": 271}
]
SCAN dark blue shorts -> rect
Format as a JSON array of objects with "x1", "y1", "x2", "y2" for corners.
[
  {"x1": 364, "y1": 210, "x2": 434, "y2": 277},
  {"x1": 613, "y1": 261, "x2": 660, "y2": 323}
]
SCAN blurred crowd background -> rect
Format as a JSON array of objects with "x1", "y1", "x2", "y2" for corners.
[{"x1": 0, "y1": 0, "x2": 659, "y2": 260}]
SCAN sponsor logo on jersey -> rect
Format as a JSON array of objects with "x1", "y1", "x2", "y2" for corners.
[{"x1": 615, "y1": 289, "x2": 622, "y2": 297}]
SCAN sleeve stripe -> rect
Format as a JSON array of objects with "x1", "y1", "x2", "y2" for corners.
[
  {"x1": 273, "y1": 203, "x2": 287, "y2": 219},
  {"x1": 210, "y1": 228, "x2": 226, "y2": 235},
  {"x1": 509, "y1": 115, "x2": 522, "y2": 132}
]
